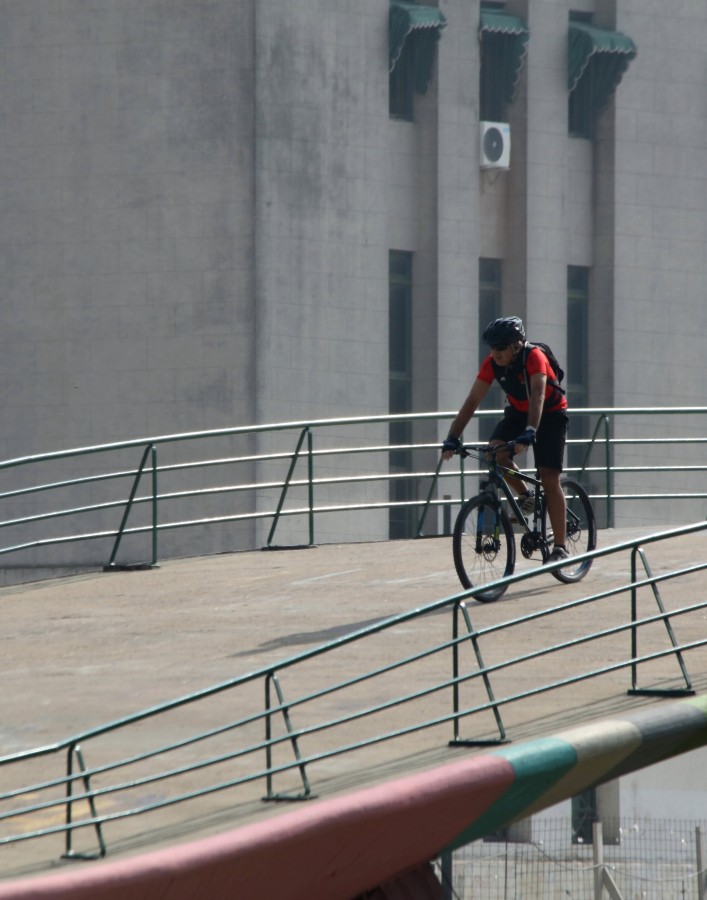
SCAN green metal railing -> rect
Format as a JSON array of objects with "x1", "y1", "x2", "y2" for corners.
[
  {"x1": 0, "y1": 520, "x2": 705, "y2": 862},
  {"x1": 0, "y1": 407, "x2": 704, "y2": 573}
]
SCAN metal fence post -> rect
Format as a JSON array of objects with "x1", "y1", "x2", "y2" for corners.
[
  {"x1": 593, "y1": 820, "x2": 604, "y2": 900},
  {"x1": 697, "y1": 826, "x2": 706, "y2": 900},
  {"x1": 443, "y1": 495, "x2": 451, "y2": 535},
  {"x1": 105, "y1": 442, "x2": 156, "y2": 570},
  {"x1": 439, "y1": 850, "x2": 453, "y2": 899},
  {"x1": 151, "y1": 443, "x2": 158, "y2": 565},
  {"x1": 604, "y1": 415, "x2": 613, "y2": 528},
  {"x1": 594, "y1": 820, "x2": 625, "y2": 899},
  {"x1": 307, "y1": 427, "x2": 314, "y2": 546}
]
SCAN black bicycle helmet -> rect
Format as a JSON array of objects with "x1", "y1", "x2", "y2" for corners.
[{"x1": 482, "y1": 316, "x2": 526, "y2": 346}]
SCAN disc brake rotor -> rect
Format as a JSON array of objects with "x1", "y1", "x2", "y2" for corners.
[{"x1": 480, "y1": 536, "x2": 500, "y2": 560}]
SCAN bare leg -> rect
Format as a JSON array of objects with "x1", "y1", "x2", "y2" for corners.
[
  {"x1": 539, "y1": 467, "x2": 566, "y2": 546},
  {"x1": 490, "y1": 440, "x2": 532, "y2": 498}
]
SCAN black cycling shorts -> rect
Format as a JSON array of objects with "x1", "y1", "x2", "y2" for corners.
[{"x1": 490, "y1": 407, "x2": 568, "y2": 472}]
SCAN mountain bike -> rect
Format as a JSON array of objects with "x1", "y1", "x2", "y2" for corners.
[{"x1": 451, "y1": 442, "x2": 596, "y2": 602}]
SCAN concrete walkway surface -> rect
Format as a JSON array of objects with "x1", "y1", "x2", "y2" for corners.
[{"x1": 0, "y1": 524, "x2": 705, "y2": 881}]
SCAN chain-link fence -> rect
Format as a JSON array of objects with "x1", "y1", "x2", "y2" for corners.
[{"x1": 440, "y1": 818, "x2": 707, "y2": 899}]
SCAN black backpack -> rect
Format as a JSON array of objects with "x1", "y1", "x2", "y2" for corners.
[{"x1": 523, "y1": 342, "x2": 565, "y2": 394}]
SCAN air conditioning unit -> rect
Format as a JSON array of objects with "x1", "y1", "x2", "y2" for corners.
[{"x1": 480, "y1": 121, "x2": 511, "y2": 169}]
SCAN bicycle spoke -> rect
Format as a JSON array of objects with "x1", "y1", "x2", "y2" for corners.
[
  {"x1": 453, "y1": 494, "x2": 515, "y2": 602},
  {"x1": 543, "y1": 478, "x2": 597, "y2": 583}
]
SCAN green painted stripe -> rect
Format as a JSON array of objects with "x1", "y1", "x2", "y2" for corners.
[
  {"x1": 520, "y1": 720, "x2": 642, "y2": 817},
  {"x1": 446, "y1": 738, "x2": 577, "y2": 850},
  {"x1": 445, "y1": 695, "x2": 707, "y2": 852}
]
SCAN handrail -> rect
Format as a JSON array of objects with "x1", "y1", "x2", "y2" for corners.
[
  {"x1": 0, "y1": 520, "x2": 705, "y2": 862},
  {"x1": 0, "y1": 408, "x2": 704, "y2": 575}
]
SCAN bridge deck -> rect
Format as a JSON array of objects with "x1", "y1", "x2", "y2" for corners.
[{"x1": 1, "y1": 526, "x2": 706, "y2": 880}]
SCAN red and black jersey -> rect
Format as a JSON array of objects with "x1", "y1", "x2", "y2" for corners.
[{"x1": 478, "y1": 346, "x2": 567, "y2": 413}]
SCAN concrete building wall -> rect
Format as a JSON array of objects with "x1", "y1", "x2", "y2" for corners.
[
  {"x1": 608, "y1": 2, "x2": 707, "y2": 523},
  {"x1": 614, "y1": 1, "x2": 707, "y2": 409},
  {"x1": 0, "y1": 0, "x2": 705, "y2": 562},
  {"x1": 254, "y1": 1, "x2": 389, "y2": 427},
  {"x1": 0, "y1": 1, "x2": 256, "y2": 460},
  {"x1": 436, "y1": 0, "x2": 479, "y2": 412},
  {"x1": 523, "y1": 0, "x2": 569, "y2": 353},
  {"x1": 0, "y1": 0, "x2": 261, "y2": 562},
  {"x1": 251, "y1": 1, "x2": 393, "y2": 546}
]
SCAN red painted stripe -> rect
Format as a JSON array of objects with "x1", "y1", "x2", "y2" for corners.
[{"x1": 0, "y1": 754, "x2": 515, "y2": 900}]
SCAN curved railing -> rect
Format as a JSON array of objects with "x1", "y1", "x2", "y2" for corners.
[{"x1": 0, "y1": 407, "x2": 704, "y2": 575}]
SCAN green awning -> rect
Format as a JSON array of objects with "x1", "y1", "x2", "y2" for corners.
[
  {"x1": 479, "y1": 8, "x2": 529, "y2": 106},
  {"x1": 480, "y1": 8, "x2": 528, "y2": 39},
  {"x1": 568, "y1": 21, "x2": 637, "y2": 111},
  {"x1": 389, "y1": 1, "x2": 447, "y2": 94}
]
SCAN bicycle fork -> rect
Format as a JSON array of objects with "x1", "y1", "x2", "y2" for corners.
[{"x1": 474, "y1": 490, "x2": 502, "y2": 555}]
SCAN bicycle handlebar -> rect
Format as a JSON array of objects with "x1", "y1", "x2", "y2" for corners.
[{"x1": 454, "y1": 441, "x2": 518, "y2": 460}]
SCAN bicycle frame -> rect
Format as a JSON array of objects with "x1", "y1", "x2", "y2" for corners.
[
  {"x1": 469, "y1": 445, "x2": 544, "y2": 536},
  {"x1": 469, "y1": 444, "x2": 589, "y2": 540},
  {"x1": 453, "y1": 443, "x2": 597, "y2": 599}
]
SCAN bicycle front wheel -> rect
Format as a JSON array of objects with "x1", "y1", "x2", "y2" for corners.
[
  {"x1": 542, "y1": 478, "x2": 596, "y2": 583},
  {"x1": 452, "y1": 494, "x2": 516, "y2": 602}
]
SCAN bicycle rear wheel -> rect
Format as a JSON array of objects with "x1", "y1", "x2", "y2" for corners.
[
  {"x1": 542, "y1": 478, "x2": 596, "y2": 583},
  {"x1": 452, "y1": 493, "x2": 516, "y2": 601}
]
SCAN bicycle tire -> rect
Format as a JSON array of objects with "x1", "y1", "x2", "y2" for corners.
[
  {"x1": 452, "y1": 493, "x2": 516, "y2": 601},
  {"x1": 541, "y1": 478, "x2": 596, "y2": 583}
]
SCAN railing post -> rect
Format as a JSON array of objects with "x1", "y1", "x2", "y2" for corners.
[
  {"x1": 604, "y1": 415, "x2": 613, "y2": 528},
  {"x1": 63, "y1": 743, "x2": 106, "y2": 860},
  {"x1": 628, "y1": 546, "x2": 695, "y2": 696},
  {"x1": 105, "y1": 442, "x2": 156, "y2": 570},
  {"x1": 264, "y1": 675, "x2": 274, "y2": 798},
  {"x1": 697, "y1": 826, "x2": 706, "y2": 900},
  {"x1": 262, "y1": 672, "x2": 313, "y2": 801},
  {"x1": 307, "y1": 427, "x2": 315, "y2": 546},
  {"x1": 265, "y1": 427, "x2": 311, "y2": 548},
  {"x1": 64, "y1": 743, "x2": 76, "y2": 859},
  {"x1": 574, "y1": 413, "x2": 612, "y2": 528},
  {"x1": 449, "y1": 601, "x2": 507, "y2": 746},
  {"x1": 630, "y1": 547, "x2": 639, "y2": 691},
  {"x1": 451, "y1": 603, "x2": 460, "y2": 741},
  {"x1": 443, "y1": 496, "x2": 451, "y2": 535},
  {"x1": 416, "y1": 455, "x2": 445, "y2": 537},
  {"x1": 151, "y1": 443, "x2": 158, "y2": 565}
]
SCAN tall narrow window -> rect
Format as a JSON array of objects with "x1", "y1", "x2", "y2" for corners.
[
  {"x1": 567, "y1": 266, "x2": 589, "y2": 470},
  {"x1": 567, "y1": 12, "x2": 594, "y2": 138},
  {"x1": 479, "y1": 259, "x2": 503, "y2": 440},
  {"x1": 389, "y1": 2, "x2": 447, "y2": 121},
  {"x1": 568, "y1": 14, "x2": 637, "y2": 139},
  {"x1": 389, "y1": 251, "x2": 415, "y2": 539},
  {"x1": 479, "y1": 4, "x2": 529, "y2": 123},
  {"x1": 389, "y1": 33, "x2": 416, "y2": 120}
]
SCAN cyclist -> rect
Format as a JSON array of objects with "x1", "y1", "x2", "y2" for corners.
[{"x1": 441, "y1": 316, "x2": 570, "y2": 563}]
